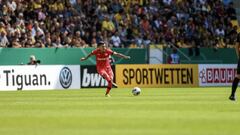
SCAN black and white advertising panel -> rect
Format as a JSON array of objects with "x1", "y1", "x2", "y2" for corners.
[
  {"x1": 0, "y1": 65, "x2": 80, "y2": 91},
  {"x1": 81, "y1": 65, "x2": 115, "y2": 88}
]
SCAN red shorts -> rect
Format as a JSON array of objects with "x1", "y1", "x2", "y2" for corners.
[{"x1": 97, "y1": 66, "x2": 113, "y2": 81}]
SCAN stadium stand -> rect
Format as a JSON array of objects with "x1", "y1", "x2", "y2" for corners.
[
  {"x1": 233, "y1": 0, "x2": 240, "y2": 19},
  {"x1": 0, "y1": 0, "x2": 239, "y2": 48}
]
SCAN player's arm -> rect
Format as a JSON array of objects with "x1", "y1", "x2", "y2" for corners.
[
  {"x1": 80, "y1": 52, "x2": 93, "y2": 61},
  {"x1": 113, "y1": 52, "x2": 131, "y2": 59}
]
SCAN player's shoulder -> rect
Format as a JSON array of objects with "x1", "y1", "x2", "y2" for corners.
[
  {"x1": 106, "y1": 48, "x2": 114, "y2": 53},
  {"x1": 94, "y1": 48, "x2": 100, "y2": 51},
  {"x1": 106, "y1": 48, "x2": 112, "y2": 51},
  {"x1": 92, "y1": 48, "x2": 100, "y2": 53}
]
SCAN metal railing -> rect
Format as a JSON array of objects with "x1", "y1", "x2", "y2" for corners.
[{"x1": 167, "y1": 42, "x2": 191, "y2": 62}]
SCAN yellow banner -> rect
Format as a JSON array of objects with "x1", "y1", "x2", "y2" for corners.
[{"x1": 116, "y1": 64, "x2": 199, "y2": 88}]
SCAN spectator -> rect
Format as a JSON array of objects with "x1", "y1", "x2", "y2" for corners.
[
  {"x1": 11, "y1": 37, "x2": 22, "y2": 48},
  {"x1": 7, "y1": 0, "x2": 17, "y2": 13},
  {"x1": 0, "y1": 0, "x2": 237, "y2": 49},
  {"x1": 226, "y1": 2, "x2": 237, "y2": 20},
  {"x1": 110, "y1": 31, "x2": 122, "y2": 48},
  {"x1": 0, "y1": 22, "x2": 6, "y2": 34},
  {"x1": 110, "y1": 0, "x2": 123, "y2": 13},
  {"x1": 45, "y1": 37, "x2": 52, "y2": 48},
  {"x1": 102, "y1": 16, "x2": 116, "y2": 33},
  {"x1": 167, "y1": 48, "x2": 180, "y2": 64},
  {"x1": 52, "y1": 36, "x2": 63, "y2": 48},
  {"x1": 0, "y1": 31, "x2": 9, "y2": 47}
]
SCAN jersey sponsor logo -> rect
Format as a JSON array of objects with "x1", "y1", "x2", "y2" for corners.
[
  {"x1": 97, "y1": 58, "x2": 108, "y2": 61},
  {"x1": 59, "y1": 67, "x2": 72, "y2": 89}
]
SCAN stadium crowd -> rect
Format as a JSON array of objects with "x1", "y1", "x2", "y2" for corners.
[{"x1": 0, "y1": 0, "x2": 238, "y2": 48}]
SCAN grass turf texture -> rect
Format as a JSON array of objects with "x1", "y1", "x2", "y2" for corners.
[{"x1": 0, "y1": 88, "x2": 240, "y2": 135}]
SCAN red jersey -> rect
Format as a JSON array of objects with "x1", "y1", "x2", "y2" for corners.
[{"x1": 91, "y1": 48, "x2": 113, "y2": 68}]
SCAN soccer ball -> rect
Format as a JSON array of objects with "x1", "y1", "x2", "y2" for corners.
[{"x1": 132, "y1": 87, "x2": 141, "y2": 96}]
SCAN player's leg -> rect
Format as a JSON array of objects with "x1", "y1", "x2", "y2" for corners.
[
  {"x1": 106, "y1": 66, "x2": 118, "y2": 88},
  {"x1": 230, "y1": 75, "x2": 240, "y2": 101},
  {"x1": 98, "y1": 69, "x2": 112, "y2": 96},
  {"x1": 230, "y1": 59, "x2": 240, "y2": 101}
]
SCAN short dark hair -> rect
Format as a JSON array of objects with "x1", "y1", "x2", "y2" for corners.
[{"x1": 97, "y1": 41, "x2": 105, "y2": 47}]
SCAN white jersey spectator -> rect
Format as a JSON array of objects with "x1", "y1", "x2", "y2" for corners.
[
  {"x1": 7, "y1": 0, "x2": 17, "y2": 12},
  {"x1": 0, "y1": 31, "x2": 9, "y2": 47},
  {"x1": 70, "y1": 0, "x2": 77, "y2": 5},
  {"x1": 215, "y1": 28, "x2": 225, "y2": 37},
  {"x1": 163, "y1": 0, "x2": 172, "y2": 5},
  {"x1": 168, "y1": 48, "x2": 180, "y2": 64},
  {"x1": 31, "y1": 22, "x2": 44, "y2": 38},
  {"x1": 111, "y1": 32, "x2": 121, "y2": 48}
]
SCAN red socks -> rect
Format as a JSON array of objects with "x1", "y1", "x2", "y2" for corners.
[{"x1": 105, "y1": 81, "x2": 112, "y2": 95}]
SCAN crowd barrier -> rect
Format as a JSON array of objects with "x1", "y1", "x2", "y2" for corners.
[{"x1": 0, "y1": 64, "x2": 236, "y2": 91}]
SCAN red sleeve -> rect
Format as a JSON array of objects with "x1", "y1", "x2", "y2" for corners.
[
  {"x1": 106, "y1": 49, "x2": 114, "y2": 55},
  {"x1": 91, "y1": 49, "x2": 98, "y2": 55}
]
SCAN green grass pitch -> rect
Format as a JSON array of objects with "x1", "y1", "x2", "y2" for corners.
[{"x1": 0, "y1": 87, "x2": 240, "y2": 135}]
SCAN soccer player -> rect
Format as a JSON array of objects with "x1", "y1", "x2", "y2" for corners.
[
  {"x1": 229, "y1": 33, "x2": 240, "y2": 101},
  {"x1": 80, "y1": 41, "x2": 131, "y2": 97}
]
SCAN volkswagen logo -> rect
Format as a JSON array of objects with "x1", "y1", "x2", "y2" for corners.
[{"x1": 59, "y1": 67, "x2": 72, "y2": 89}]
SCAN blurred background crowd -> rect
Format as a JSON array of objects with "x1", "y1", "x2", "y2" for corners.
[{"x1": 0, "y1": 0, "x2": 238, "y2": 48}]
